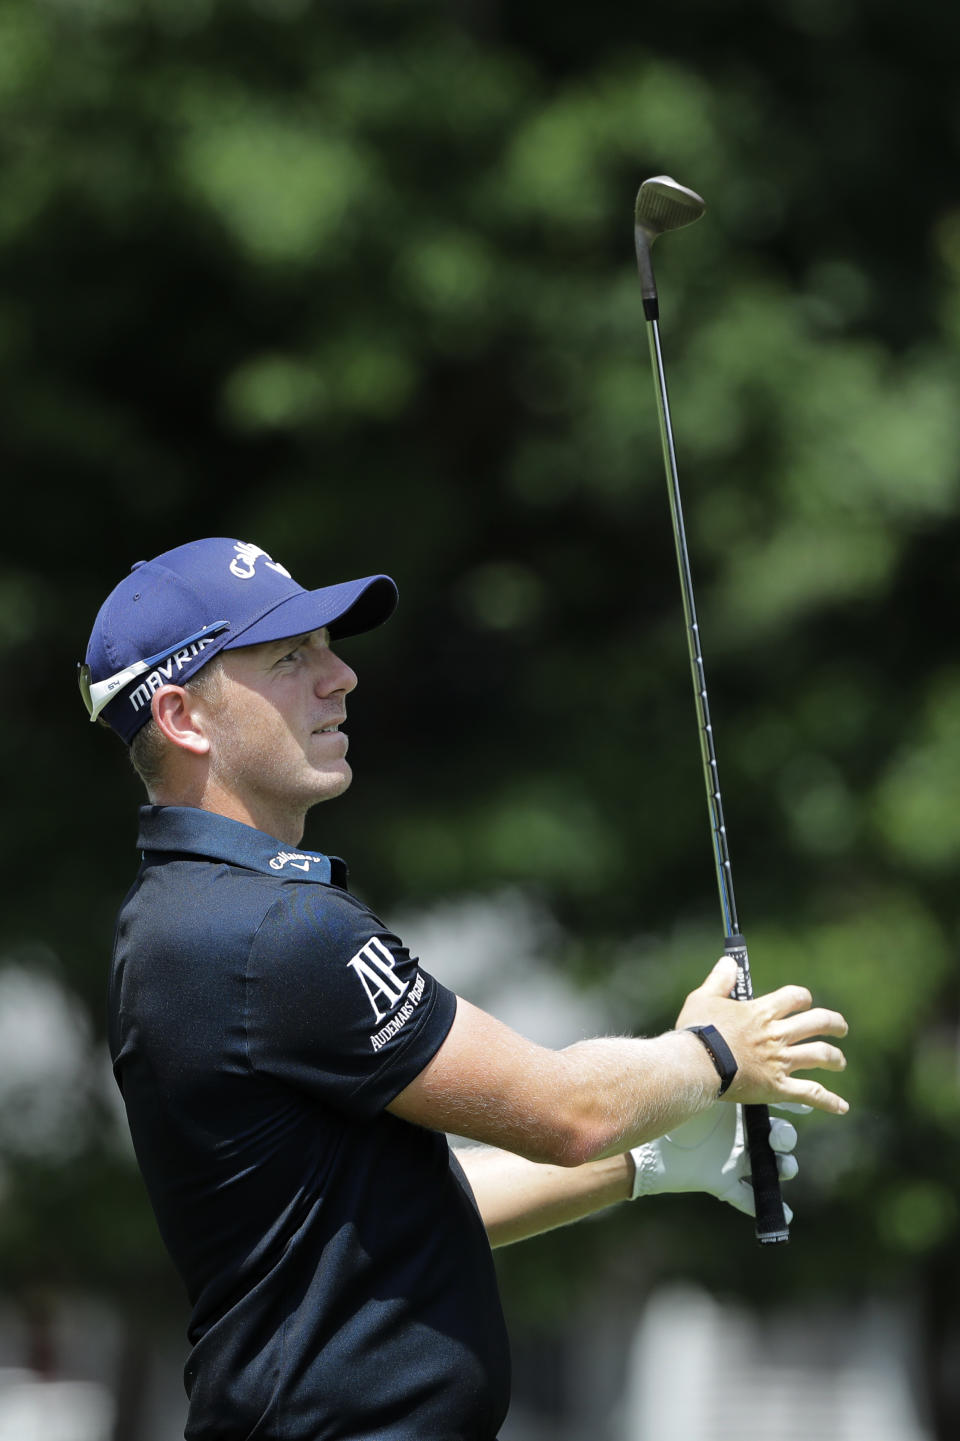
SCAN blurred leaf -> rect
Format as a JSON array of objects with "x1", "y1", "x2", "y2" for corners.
[{"x1": 874, "y1": 671, "x2": 960, "y2": 869}]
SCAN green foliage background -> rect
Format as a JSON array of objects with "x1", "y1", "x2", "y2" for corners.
[{"x1": 2, "y1": 0, "x2": 959, "y2": 1432}]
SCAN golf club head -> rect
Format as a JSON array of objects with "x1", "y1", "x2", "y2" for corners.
[
  {"x1": 634, "y1": 176, "x2": 706, "y2": 318},
  {"x1": 634, "y1": 176, "x2": 706, "y2": 240}
]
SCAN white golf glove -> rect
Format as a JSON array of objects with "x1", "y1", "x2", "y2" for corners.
[{"x1": 629, "y1": 1104, "x2": 802, "y2": 1220}]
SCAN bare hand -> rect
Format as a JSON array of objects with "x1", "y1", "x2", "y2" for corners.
[{"x1": 675, "y1": 957, "x2": 849, "y2": 1115}]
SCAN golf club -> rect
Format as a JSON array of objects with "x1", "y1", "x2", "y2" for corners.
[{"x1": 634, "y1": 175, "x2": 789, "y2": 1245}]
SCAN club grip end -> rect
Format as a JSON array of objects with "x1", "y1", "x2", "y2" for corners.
[{"x1": 744, "y1": 1102, "x2": 790, "y2": 1245}]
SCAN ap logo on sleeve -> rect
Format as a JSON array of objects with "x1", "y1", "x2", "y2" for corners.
[{"x1": 346, "y1": 937, "x2": 427, "y2": 1051}]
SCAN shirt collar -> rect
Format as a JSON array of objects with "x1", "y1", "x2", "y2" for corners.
[{"x1": 136, "y1": 805, "x2": 348, "y2": 887}]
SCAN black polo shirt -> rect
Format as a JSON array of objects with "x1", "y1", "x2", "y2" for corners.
[{"x1": 109, "y1": 807, "x2": 510, "y2": 1440}]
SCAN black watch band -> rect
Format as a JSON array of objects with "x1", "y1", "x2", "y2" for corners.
[{"x1": 685, "y1": 1024, "x2": 738, "y2": 1096}]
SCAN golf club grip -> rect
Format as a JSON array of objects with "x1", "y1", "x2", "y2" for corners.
[
  {"x1": 724, "y1": 935, "x2": 790, "y2": 1244},
  {"x1": 743, "y1": 1103, "x2": 787, "y2": 1244}
]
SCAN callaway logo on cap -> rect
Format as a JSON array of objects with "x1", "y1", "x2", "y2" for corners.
[{"x1": 79, "y1": 538, "x2": 398, "y2": 743}]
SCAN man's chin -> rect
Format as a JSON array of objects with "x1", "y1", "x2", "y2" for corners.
[{"x1": 306, "y1": 763, "x2": 353, "y2": 806}]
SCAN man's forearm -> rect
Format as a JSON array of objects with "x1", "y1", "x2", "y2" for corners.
[
  {"x1": 458, "y1": 1145, "x2": 634, "y2": 1248},
  {"x1": 553, "y1": 1027, "x2": 721, "y2": 1160},
  {"x1": 391, "y1": 1000, "x2": 722, "y2": 1167},
  {"x1": 391, "y1": 961, "x2": 849, "y2": 1169}
]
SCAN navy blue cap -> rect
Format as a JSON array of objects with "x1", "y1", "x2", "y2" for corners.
[{"x1": 80, "y1": 538, "x2": 398, "y2": 743}]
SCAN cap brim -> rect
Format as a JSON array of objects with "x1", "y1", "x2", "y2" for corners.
[{"x1": 223, "y1": 574, "x2": 398, "y2": 650}]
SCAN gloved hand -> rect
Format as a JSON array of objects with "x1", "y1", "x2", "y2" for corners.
[{"x1": 629, "y1": 1104, "x2": 802, "y2": 1220}]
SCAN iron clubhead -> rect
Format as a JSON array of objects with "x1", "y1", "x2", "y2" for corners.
[
  {"x1": 634, "y1": 176, "x2": 706, "y2": 241},
  {"x1": 634, "y1": 176, "x2": 705, "y2": 317}
]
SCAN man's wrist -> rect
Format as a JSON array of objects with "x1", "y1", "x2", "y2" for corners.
[{"x1": 684, "y1": 1024, "x2": 738, "y2": 1096}]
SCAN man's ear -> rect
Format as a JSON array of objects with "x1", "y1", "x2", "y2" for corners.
[{"x1": 151, "y1": 686, "x2": 211, "y2": 756}]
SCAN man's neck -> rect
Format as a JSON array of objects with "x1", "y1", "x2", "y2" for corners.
[{"x1": 148, "y1": 787, "x2": 306, "y2": 847}]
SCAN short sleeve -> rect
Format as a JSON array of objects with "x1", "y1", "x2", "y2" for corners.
[{"x1": 244, "y1": 883, "x2": 456, "y2": 1119}]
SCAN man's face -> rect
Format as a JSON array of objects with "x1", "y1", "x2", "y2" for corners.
[{"x1": 198, "y1": 627, "x2": 359, "y2": 839}]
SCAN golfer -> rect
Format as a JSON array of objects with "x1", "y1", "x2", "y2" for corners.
[{"x1": 81, "y1": 537, "x2": 849, "y2": 1441}]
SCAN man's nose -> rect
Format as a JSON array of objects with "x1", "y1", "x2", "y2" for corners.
[{"x1": 316, "y1": 650, "x2": 358, "y2": 696}]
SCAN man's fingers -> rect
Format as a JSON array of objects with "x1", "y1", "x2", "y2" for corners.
[
  {"x1": 760, "y1": 983, "x2": 813, "y2": 1017},
  {"x1": 784, "y1": 1040, "x2": 848, "y2": 1074},
  {"x1": 776, "y1": 1153, "x2": 799, "y2": 1182},
  {"x1": 780, "y1": 1079, "x2": 849, "y2": 1115},
  {"x1": 777, "y1": 1007, "x2": 848, "y2": 1043},
  {"x1": 768, "y1": 1117, "x2": 798, "y2": 1154},
  {"x1": 736, "y1": 1179, "x2": 795, "y2": 1224},
  {"x1": 768, "y1": 1120, "x2": 799, "y2": 1178},
  {"x1": 732, "y1": 1070, "x2": 849, "y2": 1114},
  {"x1": 700, "y1": 956, "x2": 741, "y2": 998}
]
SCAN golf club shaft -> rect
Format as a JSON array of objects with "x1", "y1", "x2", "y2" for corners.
[{"x1": 645, "y1": 317, "x2": 790, "y2": 1246}]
